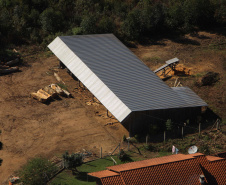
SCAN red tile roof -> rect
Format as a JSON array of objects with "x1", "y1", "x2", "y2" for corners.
[
  {"x1": 89, "y1": 170, "x2": 119, "y2": 178},
  {"x1": 107, "y1": 154, "x2": 195, "y2": 172},
  {"x1": 189, "y1": 152, "x2": 205, "y2": 157},
  {"x1": 206, "y1": 155, "x2": 224, "y2": 162},
  {"x1": 88, "y1": 152, "x2": 226, "y2": 185}
]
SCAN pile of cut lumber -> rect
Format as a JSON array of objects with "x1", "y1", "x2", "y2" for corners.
[
  {"x1": 0, "y1": 58, "x2": 20, "y2": 75},
  {"x1": 31, "y1": 84, "x2": 71, "y2": 103}
]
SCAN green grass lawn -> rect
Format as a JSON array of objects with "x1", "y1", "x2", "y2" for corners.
[{"x1": 50, "y1": 156, "x2": 124, "y2": 185}]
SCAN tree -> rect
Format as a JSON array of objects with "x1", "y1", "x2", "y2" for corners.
[
  {"x1": 80, "y1": 16, "x2": 98, "y2": 34},
  {"x1": 122, "y1": 8, "x2": 141, "y2": 40},
  {"x1": 40, "y1": 8, "x2": 64, "y2": 33},
  {"x1": 98, "y1": 16, "x2": 115, "y2": 33},
  {"x1": 19, "y1": 157, "x2": 57, "y2": 185},
  {"x1": 166, "y1": 1, "x2": 184, "y2": 30}
]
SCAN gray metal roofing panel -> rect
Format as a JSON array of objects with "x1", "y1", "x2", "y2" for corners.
[
  {"x1": 171, "y1": 87, "x2": 207, "y2": 107},
  {"x1": 48, "y1": 36, "x2": 131, "y2": 122},
  {"x1": 154, "y1": 63, "x2": 169, "y2": 73},
  {"x1": 165, "y1": 57, "x2": 179, "y2": 65},
  {"x1": 57, "y1": 34, "x2": 189, "y2": 112}
]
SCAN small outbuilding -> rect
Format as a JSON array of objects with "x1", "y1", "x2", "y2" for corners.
[{"x1": 48, "y1": 34, "x2": 207, "y2": 136}]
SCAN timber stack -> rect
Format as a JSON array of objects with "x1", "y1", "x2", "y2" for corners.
[{"x1": 30, "y1": 84, "x2": 71, "y2": 103}]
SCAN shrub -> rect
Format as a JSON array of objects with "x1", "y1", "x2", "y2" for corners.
[
  {"x1": 71, "y1": 27, "x2": 82, "y2": 35},
  {"x1": 122, "y1": 135, "x2": 127, "y2": 142},
  {"x1": 118, "y1": 149, "x2": 133, "y2": 162},
  {"x1": 144, "y1": 144, "x2": 157, "y2": 152},
  {"x1": 19, "y1": 157, "x2": 57, "y2": 185},
  {"x1": 199, "y1": 144, "x2": 211, "y2": 155},
  {"x1": 63, "y1": 151, "x2": 83, "y2": 170},
  {"x1": 166, "y1": 119, "x2": 173, "y2": 131}
]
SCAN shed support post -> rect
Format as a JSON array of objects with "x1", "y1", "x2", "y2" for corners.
[
  {"x1": 107, "y1": 110, "x2": 110, "y2": 118},
  {"x1": 182, "y1": 127, "x2": 184, "y2": 140},
  {"x1": 164, "y1": 131, "x2": 166, "y2": 144}
]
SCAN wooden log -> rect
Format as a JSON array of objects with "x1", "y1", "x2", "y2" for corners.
[
  {"x1": 6, "y1": 58, "x2": 20, "y2": 66},
  {"x1": 0, "y1": 67, "x2": 19, "y2": 74},
  {"x1": 62, "y1": 89, "x2": 71, "y2": 97},
  {"x1": 0, "y1": 65, "x2": 10, "y2": 69},
  {"x1": 176, "y1": 81, "x2": 181, "y2": 87},
  {"x1": 174, "y1": 78, "x2": 178, "y2": 87},
  {"x1": 54, "y1": 72, "x2": 65, "y2": 84}
]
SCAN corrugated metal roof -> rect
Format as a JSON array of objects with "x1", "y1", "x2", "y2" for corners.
[
  {"x1": 171, "y1": 87, "x2": 207, "y2": 107},
  {"x1": 165, "y1": 57, "x2": 179, "y2": 65},
  {"x1": 153, "y1": 63, "x2": 169, "y2": 73},
  {"x1": 48, "y1": 34, "x2": 206, "y2": 122},
  {"x1": 154, "y1": 57, "x2": 179, "y2": 73}
]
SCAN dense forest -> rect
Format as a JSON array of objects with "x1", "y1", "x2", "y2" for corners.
[{"x1": 0, "y1": 0, "x2": 225, "y2": 48}]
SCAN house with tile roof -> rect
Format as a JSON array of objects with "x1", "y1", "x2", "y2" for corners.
[{"x1": 89, "y1": 152, "x2": 226, "y2": 185}]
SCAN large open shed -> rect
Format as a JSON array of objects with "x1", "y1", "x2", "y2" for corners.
[{"x1": 48, "y1": 34, "x2": 207, "y2": 136}]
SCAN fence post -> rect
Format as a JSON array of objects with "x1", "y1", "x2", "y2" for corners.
[
  {"x1": 182, "y1": 127, "x2": 184, "y2": 140},
  {"x1": 128, "y1": 139, "x2": 130, "y2": 151},
  {"x1": 118, "y1": 143, "x2": 120, "y2": 153},
  {"x1": 216, "y1": 120, "x2": 219, "y2": 130},
  {"x1": 164, "y1": 131, "x2": 166, "y2": 144},
  {"x1": 100, "y1": 147, "x2": 102, "y2": 159}
]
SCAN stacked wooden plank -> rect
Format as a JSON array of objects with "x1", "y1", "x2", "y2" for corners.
[{"x1": 30, "y1": 84, "x2": 71, "y2": 103}]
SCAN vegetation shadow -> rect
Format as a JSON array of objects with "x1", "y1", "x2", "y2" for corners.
[
  {"x1": 208, "y1": 26, "x2": 226, "y2": 37},
  {"x1": 170, "y1": 36, "x2": 200, "y2": 45},
  {"x1": 138, "y1": 37, "x2": 166, "y2": 46},
  {"x1": 190, "y1": 33, "x2": 210, "y2": 39},
  {"x1": 76, "y1": 171, "x2": 96, "y2": 182}
]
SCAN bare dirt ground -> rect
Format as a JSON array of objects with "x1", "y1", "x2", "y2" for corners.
[
  {"x1": 0, "y1": 31, "x2": 225, "y2": 184},
  {"x1": 132, "y1": 31, "x2": 226, "y2": 120},
  {"x1": 0, "y1": 55, "x2": 128, "y2": 184}
]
